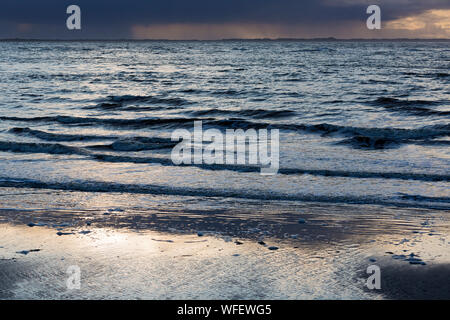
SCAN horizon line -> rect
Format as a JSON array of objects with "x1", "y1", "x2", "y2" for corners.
[{"x1": 1, "y1": 37, "x2": 449, "y2": 42}]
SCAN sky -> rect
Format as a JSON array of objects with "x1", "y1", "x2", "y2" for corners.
[{"x1": 0, "y1": 0, "x2": 449, "y2": 39}]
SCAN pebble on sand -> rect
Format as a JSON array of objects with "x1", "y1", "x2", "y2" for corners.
[
  {"x1": 57, "y1": 231, "x2": 75, "y2": 236},
  {"x1": 268, "y1": 246, "x2": 279, "y2": 251},
  {"x1": 298, "y1": 218, "x2": 306, "y2": 224},
  {"x1": 197, "y1": 231, "x2": 204, "y2": 237},
  {"x1": 16, "y1": 249, "x2": 41, "y2": 255}
]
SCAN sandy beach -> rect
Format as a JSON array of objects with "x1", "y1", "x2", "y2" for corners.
[{"x1": 1, "y1": 199, "x2": 448, "y2": 300}]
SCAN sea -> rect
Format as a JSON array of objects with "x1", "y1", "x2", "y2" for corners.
[{"x1": 0, "y1": 40, "x2": 449, "y2": 220}]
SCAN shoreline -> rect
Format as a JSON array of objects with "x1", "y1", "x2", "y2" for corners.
[{"x1": 0, "y1": 203, "x2": 448, "y2": 299}]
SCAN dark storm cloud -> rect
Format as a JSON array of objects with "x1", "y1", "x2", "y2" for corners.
[{"x1": 0, "y1": 0, "x2": 449, "y2": 38}]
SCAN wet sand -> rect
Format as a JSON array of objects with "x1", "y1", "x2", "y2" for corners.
[{"x1": 0, "y1": 201, "x2": 449, "y2": 300}]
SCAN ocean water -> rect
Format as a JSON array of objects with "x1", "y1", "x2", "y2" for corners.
[{"x1": 0, "y1": 40, "x2": 449, "y2": 215}]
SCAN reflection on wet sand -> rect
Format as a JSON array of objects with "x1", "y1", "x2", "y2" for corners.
[{"x1": 0, "y1": 200, "x2": 448, "y2": 299}]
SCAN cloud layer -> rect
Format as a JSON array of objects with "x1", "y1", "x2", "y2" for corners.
[{"x1": 0, "y1": 0, "x2": 448, "y2": 39}]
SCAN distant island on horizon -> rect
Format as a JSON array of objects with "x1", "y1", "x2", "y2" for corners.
[{"x1": 1, "y1": 37, "x2": 449, "y2": 42}]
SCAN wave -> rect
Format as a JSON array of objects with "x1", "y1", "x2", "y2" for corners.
[
  {"x1": 82, "y1": 95, "x2": 191, "y2": 111},
  {"x1": 0, "y1": 140, "x2": 88, "y2": 155},
  {"x1": 413, "y1": 140, "x2": 450, "y2": 147},
  {"x1": 288, "y1": 122, "x2": 450, "y2": 143},
  {"x1": 210, "y1": 89, "x2": 261, "y2": 96},
  {"x1": 187, "y1": 108, "x2": 296, "y2": 119},
  {"x1": 374, "y1": 97, "x2": 442, "y2": 106},
  {"x1": 403, "y1": 72, "x2": 450, "y2": 79},
  {"x1": 179, "y1": 88, "x2": 206, "y2": 94},
  {"x1": 105, "y1": 95, "x2": 190, "y2": 106},
  {"x1": 0, "y1": 177, "x2": 448, "y2": 210},
  {"x1": 89, "y1": 137, "x2": 177, "y2": 151},
  {"x1": 1, "y1": 139, "x2": 448, "y2": 182},
  {"x1": 336, "y1": 136, "x2": 399, "y2": 149},
  {"x1": 95, "y1": 155, "x2": 450, "y2": 182},
  {"x1": 435, "y1": 72, "x2": 449, "y2": 78},
  {"x1": 201, "y1": 120, "x2": 450, "y2": 143},
  {"x1": 0, "y1": 115, "x2": 206, "y2": 128},
  {"x1": 83, "y1": 103, "x2": 178, "y2": 112},
  {"x1": 2, "y1": 116, "x2": 449, "y2": 143},
  {"x1": 0, "y1": 139, "x2": 174, "y2": 155},
  {"x1": 336, "y1": 135, "x2": 450, "y2": 149},
  {"x1": 92, "y1": 153, "x2": 450, "y2": 182},
  {"x1": 371, "y1": 97, "x2": 450, "y2": 116},
  {"x1": 398, "y1": 194, "x2": 450, "y2": 203},
  {"x1": 83, "y1": 102, "x2": 123, "y2": 110},
  {"x1": 300, "y1": 122, "x2": 450, "y2": 141},
  {"x1": 8, "y1": 127, "x2": 177, "y2": 151},
  {"x1": 361, "y1": 79, "x2": 398, "y2": 85},
  {"x1": 8, "y1": 127, "x2": 117, "y2": 142}
]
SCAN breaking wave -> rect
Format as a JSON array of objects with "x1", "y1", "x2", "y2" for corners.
[
  {"x1": 2, "y1": 116, "x2": 449, "y2": 145},
  {"x1": 0, "y1": 140, "x2": 448, "y2": 182},
  {"x1": 371, "y1": 97, "x2": 450, "y2": 116},
  {"x1": 0, "y1": 177, "x2": 448, "y2": 209},
  {"x1": 0, "y1": 140, "x2": 88, "y2": 155},
  {"x1": 8, "y1": 127, "x2": 117, "y2": 142}
]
